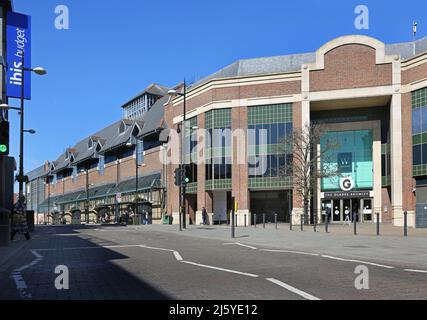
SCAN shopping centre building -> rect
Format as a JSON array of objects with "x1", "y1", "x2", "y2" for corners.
[{"x1": 27, "y1": 34, "x2": 427, "y2": 228}]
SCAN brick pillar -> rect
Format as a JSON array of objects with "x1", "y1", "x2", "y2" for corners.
[
  {"x1": 401, "y1": 92, "x2": 416, "y2": 219},
  {"x1": 196, "y1": 113, "x2": 206, "y2": 224},
  {"x1": 232, "y1": 107, "x2": 249, "y2": 226}
]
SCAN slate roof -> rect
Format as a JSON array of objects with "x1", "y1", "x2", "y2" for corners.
[
  {"x1": 191, "y1": 35, "x2": 427, "y2": 89},
  {"x1": 138, "y1": 96, "x2": 169, "y2": 137},
  {"x1": 121, "y1": 83, "x2": 169, "y2": 108}
]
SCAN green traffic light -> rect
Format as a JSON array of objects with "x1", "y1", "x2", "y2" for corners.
[
  {"x1": 0, "y1": 144, "x2": 7, "y2": 153},
  {"x1": 184, "y1": 178, "x2": 190, "y2": 184}
]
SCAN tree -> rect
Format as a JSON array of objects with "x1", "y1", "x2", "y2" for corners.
[{"x1": 281, "y1": 123, "x2": 340, "y2": 228}]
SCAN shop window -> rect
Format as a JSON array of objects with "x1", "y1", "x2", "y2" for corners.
[{"x1": 413, "y1": 145, "x2": 422, "y2": 166}]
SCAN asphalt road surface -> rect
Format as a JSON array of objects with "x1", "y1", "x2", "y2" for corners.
[{"x1": 1, "y1": 225, "x2": 427, "y2": 300}]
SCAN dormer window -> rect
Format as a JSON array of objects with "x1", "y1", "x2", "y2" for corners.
[
  {"x1": 132, "y1": 125, "x2": 140, "y2": 137},
  {"x1": 88, "y1": 139, "x2": 93, "y2": 149},
  {"x1": 119, "y1": 122, "x2": 126, "y2": 135}
]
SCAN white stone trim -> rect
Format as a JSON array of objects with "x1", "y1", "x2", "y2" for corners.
[
  {"x1": 311, "y1": 35, "x2": 392, "y2": 71},
  {"x1": 167, "y1": 72, "x2": 302, "y2": 107},
  {"x1": 401, "y1": 52, "x2": 427, "y2": 70},
  {"x1": 403, "y1": 78, "x2": 427, "y2": 93},
  {"x1": 310, "y1": 86, "x2": 394, "y2": 102}
]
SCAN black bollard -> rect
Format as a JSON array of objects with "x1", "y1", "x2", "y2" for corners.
[
  {"x1": 353, "y1": 212, "x2": 357, "y2": 235},
  {"x1": 254, "y1": 214, "x2": 257, "y2": 228},
  {"x1": 325, "y1": 215, "x2": 329, "y2": 234},
  {"x1": 404, "y1": 211, "x2": 408, "y2": 237},
  {"x1": 275, "y1": 214, "x2": 278, "y2": 230},
  {"x1": 263, "y1": 214, "x2": 266, "y2": 229}
]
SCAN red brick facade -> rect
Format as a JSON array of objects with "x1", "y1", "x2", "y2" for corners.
[{"x1": 310, "y1": 44, "x2": 392, "y2": 92}]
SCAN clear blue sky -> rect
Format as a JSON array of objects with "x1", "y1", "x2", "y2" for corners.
[{"x1": 8, "y1": 0, "x2": 427, "y2": 174}]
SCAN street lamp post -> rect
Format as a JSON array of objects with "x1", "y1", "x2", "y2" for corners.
[
  {"x1": 126, "y1": 141, "x2": 147, "y2": 224},
  {"x1": 80, "y1": 168, "x2": 93, "y2": 224},
  {"x1": 46, "y1": 176, "x2": 51, "y2": 225},
  {"x1": 0, "y1": 55, "x2": 46, "y2": 200},
  {"x1": 17, "y1": 54, "x2": 46, "y2": 199}
]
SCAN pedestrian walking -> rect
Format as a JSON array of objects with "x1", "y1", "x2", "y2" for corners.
[
  {"x1": 11, "y1": 195, "x2": 30, "y2": 241},
  {"x1": 202, "y1": 207, "x2": 208, "y2": 226}
]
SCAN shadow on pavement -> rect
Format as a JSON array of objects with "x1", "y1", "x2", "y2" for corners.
[{"x1": 0, "y1": 225, "x2": 171, "y2": 300}]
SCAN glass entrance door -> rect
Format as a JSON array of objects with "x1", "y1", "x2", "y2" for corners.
[{"x1": 332, "y1": 200, "x2": 341, "y2": 222}]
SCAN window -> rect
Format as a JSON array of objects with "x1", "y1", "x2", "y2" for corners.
[
  {"x1": 136, "y1": 140, "x2": 144, "y2": 165},
  {"x1": 205, "y1": 110, "x2": 232, "y2": 183},
  {"x1": 123, "y1": 94, "x2": 158, "y2": 120},
  {"x1": 412, "y1": 88, "x2": 427, "y2": 174},
  {"x1": 119, "y1": 122, "x2": 126, "y2": 134},
  {"x1": 414, "y1": 145, "x2": 422, "y2": 166},
  {"x1": 98, "y1": 156, "x2": 105, "y2": 176},
  {"x1": 72, "y1": 167, "x2": 77, "y2": 183},
  {"x1": 247, "y1": 104, "x2": 293, "y2": 180}
]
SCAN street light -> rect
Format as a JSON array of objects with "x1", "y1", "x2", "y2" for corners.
[
  {"x1": 31, "y1": 67, "x2": 47, "y2": 76},
  {"x1": 0, "y1": 103, "x2": 37, "y2": 190},
  {"x1": 168, "y1": 82, "x2": 187, "y2": 230},
  {"x1": 0, "y1": 55, "x2": 47, "y2": 200},
  {"x1": 0, "y1": 104, "x2": 21, "y2": 112},
  {"x1": 126, "y1": 141, "x2": 147, "y2": 223},
  {"x1": 45, "y1": 174, "x2": 54, "y2": 225},
  {"x1": 80, "y1": 167, "x2": 93, "y2": 224}
]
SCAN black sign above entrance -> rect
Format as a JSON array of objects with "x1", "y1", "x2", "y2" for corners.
[{"x1": 323, "y1": 191, "x2": 371, "y2": 199}]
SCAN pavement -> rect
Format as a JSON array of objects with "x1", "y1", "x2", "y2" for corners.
[{"x1": 0, "y1": 223, "x2": 426, "y2": 300}]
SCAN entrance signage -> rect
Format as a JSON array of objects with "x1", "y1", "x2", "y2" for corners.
[
  {"x1": 340, "y1": 177, "x2": 354, "y2": 192},
  {"x1": 324, "y1": 191, "x2": 371, "y2": 199},
  {"x1": 6, "y1": 12, "x2": 32, "y2": 100},
  {"x1": 338, "y1": 153, "x2": 353, "y2": 173}
]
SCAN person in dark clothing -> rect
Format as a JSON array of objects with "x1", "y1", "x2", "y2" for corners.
[
  {"x1": 202, "y1": 207, "x2": 208, "y2": 226},
  {"x1": 11, "y1": 196, "x2": 30, "y2": 241}
]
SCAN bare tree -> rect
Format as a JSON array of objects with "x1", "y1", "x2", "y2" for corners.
[{"x1": 280, "y1": 123, "x2": 340, "y2": 227}]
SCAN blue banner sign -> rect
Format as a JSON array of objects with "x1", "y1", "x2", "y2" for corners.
[{"x1": 6, "y1": 12, "x2": 31, "y2": 100}]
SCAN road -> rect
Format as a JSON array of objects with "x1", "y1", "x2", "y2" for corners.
[{"x1": 1, "y1": 224, "x2": 427, "y2": 300}]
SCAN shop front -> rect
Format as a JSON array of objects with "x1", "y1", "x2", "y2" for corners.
[{"x1": 319, "y1": 128, "x2": 380, "y2": 224}]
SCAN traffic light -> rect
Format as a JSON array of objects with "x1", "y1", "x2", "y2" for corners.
[
  {"x1": 174, "y1": 168, "x2": 182, "y2": 186},
  {"x1": 183, "y1": 165, "x2": 191, "y2": 184},
  {"x1": 0, "y1": 121, "x2": 9, "y2": 156}
]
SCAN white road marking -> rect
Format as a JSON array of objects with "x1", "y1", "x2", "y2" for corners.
[
  {"x1": 181, "y1": 261, "x2": 259, "y2": 278},
  {"x1": 139, "y1": 244, "x2": 176, "y2": 252},
  {"x1": 266, "y1": 278, "x2": 321, "y2": 301},
  {"x1": 261, "y1": 249, "x2": 320, "y2": 257},
  {"x1": 10, "y1": 250, "x2": 43, "y2": 299},
  {"x1": 321, "y1": 255, "x2": 394, "y2": 269},
  {"x1": 138, "y1": 245, "x2": 184, "y2": 262},
  {"x1": 173, "y1": 251, "x2": 183, "y2": 261},
  {"x1": 223, "y1": 243, "x2": 258, "y2": 250},
  {"x1": 404, "y1": 269, "x2": 427, "y2": 274}
]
